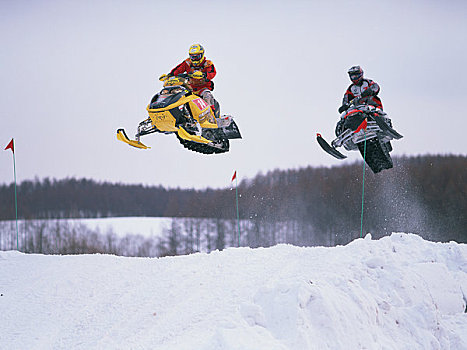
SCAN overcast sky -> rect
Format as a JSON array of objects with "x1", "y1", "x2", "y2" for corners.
[{"x1": 1, "y1": 0, "x2": 466, "y2": 189}]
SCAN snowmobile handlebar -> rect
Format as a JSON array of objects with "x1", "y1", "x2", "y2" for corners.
[
  {"x1": 160, "y1": 72, "x2": 205, "y2": 82},
  {"x1": 349, "y1": 96, "x2": 372, "y2": 107},
  {"x1": 339, "y1": 97, "x2": 373, "y2": 114},
  {"x1": 159, "y1": 73, "x2": 190, "y2": 81}
]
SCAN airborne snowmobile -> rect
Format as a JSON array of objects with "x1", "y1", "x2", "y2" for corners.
[
  {"x1": 117, "y1": 75, "x2": 241, "y2": 154},
  {"x1": 317, "y1": 97, "x2": 403, "y2": 173}
]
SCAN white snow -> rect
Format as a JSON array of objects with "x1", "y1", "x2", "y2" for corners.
[
  {"x1": 1, "y1": 233, "x2": 466, "y2": 350},
  {"x1": 2, "y1": 217, "x2": 173, "y2": 239},
  {"x1": 67, "y1": 217, "x2": 173, "y2": 238}
]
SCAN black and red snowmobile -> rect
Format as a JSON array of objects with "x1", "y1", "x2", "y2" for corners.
[{"x1": 317, "y1": 97, "x2": 403, "y2": 173}]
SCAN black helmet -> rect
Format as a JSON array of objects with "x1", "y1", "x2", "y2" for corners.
[{"x1": 348, "y1": 66, "x2": 364, "y2": 84}]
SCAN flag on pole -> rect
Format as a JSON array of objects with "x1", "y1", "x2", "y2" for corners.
[
  {"x1": 5, "y1": 138, "x2": 14, "y2": 153},
  {"x1": 4, "y1": 138, "x2": 19, "y2": 250},
  {"x1": 231, "y1": 170, "x2": 237, "y2": 182}
]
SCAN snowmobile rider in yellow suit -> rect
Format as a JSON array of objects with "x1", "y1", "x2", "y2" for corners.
[{"x1": 160, "y1": 44, "x2": 219, "y2": 117}]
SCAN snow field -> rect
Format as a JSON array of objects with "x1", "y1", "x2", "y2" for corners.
[{"x1": 0, "y1": 233, "x2": 466, "y2": 349}]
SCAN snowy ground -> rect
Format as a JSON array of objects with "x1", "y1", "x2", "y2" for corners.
[{"x1": 1, "y1": 233, "x2": 466, "y2": 350}]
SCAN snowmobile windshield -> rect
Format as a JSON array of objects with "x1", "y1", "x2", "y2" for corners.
[{"x1": 150, "y1": 87, "x2": 185, "y2": 109}]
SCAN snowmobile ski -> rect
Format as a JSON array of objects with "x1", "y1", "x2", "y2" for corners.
[
  {"x1": 116, "y1": 129, "x2": 150, "y2": 149},
  {"x1": 371, "y1": 114, "x2": 403, "y2": 140},
  {"x1": 316, "y1": 133, "x2": 347, "y2": 160},
  {"x1": 177, "y1": 127, "x2": 211, "y2": 144}
]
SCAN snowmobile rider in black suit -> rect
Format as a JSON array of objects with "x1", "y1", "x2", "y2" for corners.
[{"x1": 335, "y1": 66, "x2": 383, "y2": 136}]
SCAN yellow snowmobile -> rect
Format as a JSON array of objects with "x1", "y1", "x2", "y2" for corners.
[{"x1": 117, "y1": 75, "x2": 241, "y2": 154}]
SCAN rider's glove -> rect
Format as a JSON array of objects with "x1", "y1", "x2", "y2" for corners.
[
  {"x1": 159, "y1": 73, "x2": 172, "y2": 81},
  {"x1": 338, "y1": 104, "x2": 348, "y2": 114},
  {"x1": 335, "y1": 119, "x2": 345, "y2": 137},
  {"x1": 361, "y1": 88, "x2": 374, "y2": 97}
]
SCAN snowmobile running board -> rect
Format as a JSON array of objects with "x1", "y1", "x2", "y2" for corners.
[
  {"x1": 316, "y1": 133, "x2": 347, "y2": 160},
  {"x1": 116, "y1": 129, "x2": 150, "y2": 149}
]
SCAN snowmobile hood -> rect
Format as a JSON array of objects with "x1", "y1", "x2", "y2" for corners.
[{"x1": 149, "y1": 92, "x2": 186, "y2": 109}]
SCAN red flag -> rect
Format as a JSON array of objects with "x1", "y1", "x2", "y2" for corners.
[
  {"x1": 4, "y1": 139, "x2": 14, "y2": 153},
  {"x1": 231, "y1": 170, "x2": 237, "y2": 182}
]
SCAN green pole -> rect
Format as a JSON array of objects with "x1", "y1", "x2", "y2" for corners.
[
  {"x1": 12, "y1": 145, "x2": 18, "y2": 250},
  {"x1": 235, "y1": 175, "x2": 240, "y2": 247},
  {"x1": 360, "y1": 130, "x2": 367, "y2": 239}
]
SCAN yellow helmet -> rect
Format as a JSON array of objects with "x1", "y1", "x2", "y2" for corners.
[{"x1": 189, "y1": 44, "x2": 205, "y2": 66}]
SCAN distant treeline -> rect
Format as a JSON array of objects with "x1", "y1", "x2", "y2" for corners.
[
  {"x1": 0, "y1": 155, "x2": 465, "y2": 244},
  {"x1": 0, "y1": 217, "x2": 292, "y2": 257}
]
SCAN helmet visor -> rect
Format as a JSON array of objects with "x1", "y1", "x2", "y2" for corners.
[
  {"x1": 190, "y1": 53, "x2": 203, "y2": 62},
  {"x1": 349, "y1": 72, "x2": 363, "y2": 82}
]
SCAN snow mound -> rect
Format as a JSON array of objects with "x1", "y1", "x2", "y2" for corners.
[{"x1": 1, "y1": 233, "x2": 466, "y2": 350}]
